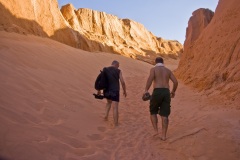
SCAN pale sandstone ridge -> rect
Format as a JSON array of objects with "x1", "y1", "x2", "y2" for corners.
[
  {"x1": 0, "y1": 0, "x2": 183, "y2": 64},
  {"x1": 60, "y1": 4, "x2": 183, "y2": 63},
  {"x1": 0, "y1": 0, "x2": 100, "y2": 51},
  {"x1": 176, "y1": 0, "x2": 240, "y2": 101}
]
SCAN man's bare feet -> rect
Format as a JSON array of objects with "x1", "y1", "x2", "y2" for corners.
[{"x1": 109, "y1": 122, "x2": 119, "y2": 129}]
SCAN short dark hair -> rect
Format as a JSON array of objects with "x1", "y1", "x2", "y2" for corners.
[
  {"x1": 155, "y1": 57, "x2": 164, "y2": 63},
  {"x1": 111, "y1": 60, "x2": 119, "y2": 65}
]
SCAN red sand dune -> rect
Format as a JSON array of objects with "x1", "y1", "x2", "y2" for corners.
[{"x1": 0, "y1": 31, "x2": 239, "y2": 160}]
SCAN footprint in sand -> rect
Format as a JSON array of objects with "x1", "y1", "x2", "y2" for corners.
[
  {"x1": 87, "y1": 134, "x2": 104, "y2": 141},
  {"x1": 65, "y1": 138, "x2": 89, "y2": 149},
  {"x1": 55, "y1": 135, "x2": 89, "y2": 149},
  {"x1": 35, "y1": 101, "x2": 47, "y2": 114},
  {"x1": 22, "y1": 112, "x2": 41, "y2": 124},
  {"x1": 70, "y1": 148, "x2": 96, "y2": 157},
  {"x1": 39, "y1": 118, "x2": 63, "y2": 126},
  {"x1": 35, "y1": 136, "x2": 49, "y2": 143},
  {"x1": 0, "y1": 107, "x2": 29, "y2": 124},
  {"x1": 97, "y1": 126, "x2": 107, "y2": 132}
]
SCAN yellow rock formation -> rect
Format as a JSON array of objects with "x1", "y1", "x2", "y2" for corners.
[
  {"x1": 0, "y1": 0, "x2": 182, "y2": 63},
  {"x1": 61, "y1": 4, "x2": 183, "y2": 63}
]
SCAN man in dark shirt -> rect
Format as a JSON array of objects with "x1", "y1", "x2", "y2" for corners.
[{"x1": 98, "y1": 60, "x2": 127, "y2": 127}]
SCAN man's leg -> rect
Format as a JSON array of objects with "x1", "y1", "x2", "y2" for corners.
[
  {"x1": 112, "y1": 101, "x2": 119, "y2": 127},
  {"x1": 150, "y1": 114, "x2": 158, "y2": 136},
  {"x1": 161, "y1": 116, "x2": 169, "y2": 140},
  {"x1": 104, "y1": 99, "x2": 112, "y2": 121}
]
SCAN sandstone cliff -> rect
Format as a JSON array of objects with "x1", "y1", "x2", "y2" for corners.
[
  {"x1": 60, "y1": 4, "x2": 183, "y2": 63},
  {"x1": 0, "y1": 0, "x2": 100, "y2": 51},
  {"x1": 0, "y1": 0, "x2": 182, "y2": 64},
  {"x1": 184, "y1": 9, "x2": 214, "y2": 49},
  {"x1": 176, "y1": 0, "x2": 240, "y2": 101}
]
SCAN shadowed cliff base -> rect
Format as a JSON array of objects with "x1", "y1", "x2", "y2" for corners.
[
  {"x1": 51, "y1": 27, "x2": 119, "y2": 54},
  {"x1": 0, "y1": 3, "x2": 48, "y2": 37},
  {"x1": 137, "y1": 48, "x2": 180, "y2": 64}
]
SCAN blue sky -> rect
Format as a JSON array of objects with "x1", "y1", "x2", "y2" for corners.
[{"x1": 58, "y1": 0, "x2": 218, "y2": 44}]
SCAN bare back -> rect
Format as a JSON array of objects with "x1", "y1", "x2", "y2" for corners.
[
  {"x1": 145, "y1": 64, "x2": 178, "y2": 95},
  {"x1": 153, "y1": 66, "x2": 171, "y2": 89}
]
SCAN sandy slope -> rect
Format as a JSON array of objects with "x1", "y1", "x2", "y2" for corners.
[{"x1": 0, "y1": 31, "x2": 239, "y2": 160}]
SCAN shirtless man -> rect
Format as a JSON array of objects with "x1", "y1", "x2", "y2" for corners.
[
  {"x1": 99, "y1": 60, "x2": 127, "y2": 127},
  {"x1": 144, "y1": 57, "x2": 178, "y2": 140}
]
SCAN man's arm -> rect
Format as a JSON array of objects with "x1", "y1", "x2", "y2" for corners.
[
  {"x1": 144, "y1": 68, "x2": 155, "y2": 93},
  {"x1": 119, "y1": 71, "x2": 127, "y2": 97},
  {"x1": 169, "y1": 72, "x2": 178, "y2": 98}
]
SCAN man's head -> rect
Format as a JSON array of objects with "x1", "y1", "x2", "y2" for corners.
[
  {"x1": 155, "y1": 57, "x2": 164, "y2": 64},
  {"x1": 111, "y1": 60, "x2": 119, "y2": 68}
]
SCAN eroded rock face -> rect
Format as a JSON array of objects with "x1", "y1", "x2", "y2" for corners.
[
  {"x1": 60, "y1": 4, "x2": 183, "y2": 63},
  {"x1": 0, "y1": 0, "x2": 182, "y2": 63},
  {"x1": 0, "y1": 0, "x2": 88, "y2": 48},
  {"x1": 184, "y1": 8, "x2": 214, "y2": 49},
  {"x1": 176, "y1": 0, "x2": 240, "y2": 100}
]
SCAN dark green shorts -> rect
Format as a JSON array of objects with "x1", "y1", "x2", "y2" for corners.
[{"x1": 149, "y1": 88, "x2": 171, "y2": 117}]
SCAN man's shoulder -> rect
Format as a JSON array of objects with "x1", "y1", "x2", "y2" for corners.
[
  {"x1": 106, "y1": 66, "x2": 121, "y2": 74},
  {"x1": 164, "y1": 66, "x2": 171, "y2": 71},
  {"x1": 164, "y1": 67, "x2": 173, "y2": 74}
]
